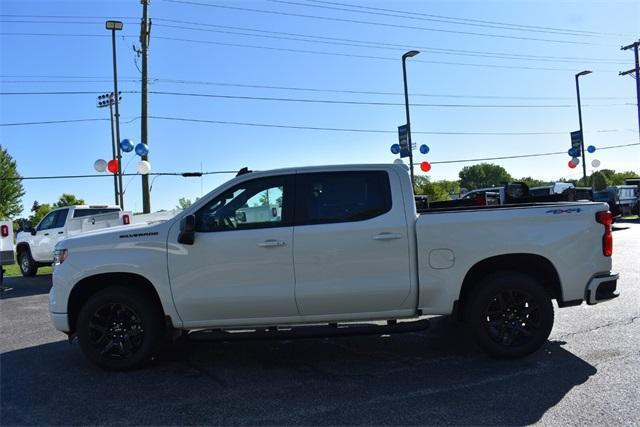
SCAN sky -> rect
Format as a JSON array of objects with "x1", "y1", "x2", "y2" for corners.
[{"x1": 1, "y1": 0, "x2": 639, "y2": 215}]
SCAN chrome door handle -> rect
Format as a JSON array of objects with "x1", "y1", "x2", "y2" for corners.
[
  {"x1": 258, "y1": 239, "x2": 287, "y2": 248},
  {"x1": 373, "y1": 232, "x2": 403, "y2": 241}
]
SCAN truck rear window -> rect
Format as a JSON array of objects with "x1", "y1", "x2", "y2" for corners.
[{"x1": 73, "y1": 208, "x2": 120, "y2": 218}]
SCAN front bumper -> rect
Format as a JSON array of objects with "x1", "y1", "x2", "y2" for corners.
[
  {"x1": 50, "y1": 312, "x2": 70, "y2": 332},
  {"x1": 585, "y1": 273, "x2": 619, "y2": 305}
]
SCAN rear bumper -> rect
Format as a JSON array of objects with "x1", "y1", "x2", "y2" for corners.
[
  {"x1": 585, "y1": 273, "x2": 619, "y2": 305},
  {"x1": 0, "y1": 250, "x2": 14, "y2": 266}
]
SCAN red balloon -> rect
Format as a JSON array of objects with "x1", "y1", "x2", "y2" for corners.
[
  {"x1": 107, "y1": 159, "x2": 119, "y2": 174},
  {"x1": 568, "y1": 160, "x2": 577, "y2": 169},
  {"x1": 420, "y1": 161, "x2": 432, "y2": 172}
]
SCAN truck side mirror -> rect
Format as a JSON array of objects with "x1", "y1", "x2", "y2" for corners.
[{"x1": 178, "y1": 214, "x2": 195, "y2": 245}]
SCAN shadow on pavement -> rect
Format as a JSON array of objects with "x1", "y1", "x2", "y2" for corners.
[
  {"x1": 0, "y1": 275, "x2": 52, "y2": 300},
  {"x1": 1, "y1": 316, "x2": 596, "y2": 425}
]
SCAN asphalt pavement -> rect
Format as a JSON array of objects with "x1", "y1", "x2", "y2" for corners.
[{"x1": 1, "y1": 222, "x2": 638, "y2": 425}]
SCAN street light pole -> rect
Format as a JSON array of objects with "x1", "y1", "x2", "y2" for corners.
[
  {"x1": 107, "y1": 20, "x2": 125, "y2": 209},
  {"x1": 402, "y1": 50, "x2": 420, "y2": 191},
  {"x1": 575, "y1": 70, "x2": 591, "y2": 182}
]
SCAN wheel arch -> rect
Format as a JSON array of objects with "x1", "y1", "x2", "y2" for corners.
[
  {"x1": 67, "y1": 272, "x2": 165, "y2": 334},
  {"x1": 15, "y1": 242, "x2": 31, "y2": 256},
  {"x1": 456, "y1": 253, "x2": 562, "y2": 316}
]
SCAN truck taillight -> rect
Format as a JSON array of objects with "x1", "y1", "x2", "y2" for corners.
[
  {"x1": 0, "y1": 225, "x2": 8, "y2": 237},
  {"x1": 122, "y1": 214, "x2": 130, "y2": 225},
  {"x1": 595, "y1": 211, "x2": 613, "y2": 257}
]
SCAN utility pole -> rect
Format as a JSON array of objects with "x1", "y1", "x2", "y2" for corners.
[
  {"x1": 401, "y1": 50, "x2": 420, "y2": 190},
  {"x1": 140, "y1": 0, "x2": 151, "y2": 213},
  {"x1": 619, "y1": 41, "x2": 640, "y2": 145},
  {"x1": 575, "y1": 70, "x2": 591, "y2": 182},
  {"x1": 96, "y1": 92, "x2": 122, "y2": 205}
]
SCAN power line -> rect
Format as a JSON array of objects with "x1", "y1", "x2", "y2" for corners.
[
  {"x1": 427, "y1": 143, "x2": 640, "y2": 165},
  {"x1": 302, "y1": 0, "x2": 625, "y2": 37},
  {"x1": 152, "y1": 21, "x2": 625, "y2": 64},
  {"x1": 3, "y1": 75, "x2": 632, "y2": 101},
  {"x1": 1, "y1": 90, "x2": 632, "y2": 108},
  {"x1": 0, "y1": 117, "x2": 140, "y2": 126},
  {"x1": 159, "y1": 0, "x2": 593, "y2": 45},
  {"x1": 0, "y1": 171, "x2": 236, "y2": 181},
  {"x1": 153, "y1": 35, "x2": 613, "y2": 72},
  {"x1": 269, "y1": 0, "x2": 616, "y2": 38},
  {"x1": 1, "y1": 114, "x2": 635, "y2": 136},
  {"x1": 2, "y1": 143, "x2": 638, "y2": 181}
]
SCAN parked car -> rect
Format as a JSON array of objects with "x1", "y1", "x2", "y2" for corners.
[
  {"x1": 0, "y1": 220, "x2": 14, "y2": 285},
  {"x1": 49, "y1": 164, "x2": 618, "y2": 370},
  {"x1": 594, "y1": 186, "x2": 638, "y2": 218},
  {"x1": 16, "y1": 205, "x2": 131, "y2": 277}
]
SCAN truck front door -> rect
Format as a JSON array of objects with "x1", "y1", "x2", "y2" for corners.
[
  {"x1": 33, "y1": 208, "x2": 68, "y2": 261},
  {"x1": 168, "y1": 174, "x2": 298, "y2": 325},
  {"x1": 293, "y1": 170, "x2": 413, "y2": 316}
]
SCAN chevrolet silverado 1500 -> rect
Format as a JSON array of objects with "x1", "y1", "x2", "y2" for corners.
[{"x1": 49, "y1": 164, "x2": 619, "y2": 370}]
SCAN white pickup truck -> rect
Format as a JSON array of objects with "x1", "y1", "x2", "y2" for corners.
[
  {"x1": 16, "y1": 206, "x2": 131, "y2": 277},
  {"x1": 49, "y1": 164, "x2": 619, "y2": 370}
]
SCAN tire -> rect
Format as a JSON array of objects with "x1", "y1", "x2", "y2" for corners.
[
  {"x1": 464, "y1": 272, "x2": 554, "y2": 359},
  {"x1": 76, "y1": 286, "x2": 165, "y2": 371},
  {"x1": 18, "y1": 248, "x2": 37, "y2": 277}
]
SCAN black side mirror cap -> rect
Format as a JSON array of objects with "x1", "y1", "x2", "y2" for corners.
[{"x1": 178, "y1": 214, "x2": 195, "y2": 245}]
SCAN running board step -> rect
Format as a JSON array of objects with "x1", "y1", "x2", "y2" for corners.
[{"x1": 188, "y1": 319, "x2": 430, "y2": 342}]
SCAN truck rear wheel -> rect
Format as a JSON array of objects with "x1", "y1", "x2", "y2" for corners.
[
  {"x1": 18, "y1": 249, "x2": 37, "y2": 277},
  {"x1": 465, "y1": 272, "x2": 554, "y2": 358},
  {"x1": 76, "y1": 287, "x2": 164, "y2": 371}
]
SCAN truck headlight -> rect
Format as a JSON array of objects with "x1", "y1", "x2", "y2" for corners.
[{"x1": 53, "y1": 248, "x2": 68, "y2": 266}]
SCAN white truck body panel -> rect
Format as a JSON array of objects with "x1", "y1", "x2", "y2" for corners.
[
  {"x1": 416, "y1": 204, "x2": 610, "y2": 314},
  {"x1": 49, "y1": 164, "x2": 615, "y2": 335},
  {"x1": 16, "y1": 206, "x2": 131, "y2": 263}
]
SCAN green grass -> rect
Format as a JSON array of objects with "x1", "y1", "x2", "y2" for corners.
[
  {"x1": 2, "y1": 263, "x2": 52, "y2": 277},
  {"x1": 621, "y1": 215, "x2": 639, "y2": 220}
]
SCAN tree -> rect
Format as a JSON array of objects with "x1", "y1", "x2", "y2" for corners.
[
  {"x1": 414, "y1": 177, "x2": 459, "y2": 201},
  {"x1": 30, "y1": 202, "x2": 51, "y2": 226},
  {"x1": 517, "y1": 176, "x2": 548, "y2": 188},
  {"x1": 176, "y1": 197, "x2": 192, "y2": 210},
  {"x1": 53, "y1": 193, "x2": 85, "y2": 208},
  {"x1": 459, "y1": 163, "x2": 513, "y2": 190},
  {"x1": 0, "y1": 145, "x2": 25, "y2": 219}
]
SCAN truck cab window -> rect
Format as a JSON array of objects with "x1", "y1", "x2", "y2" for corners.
[
  {"x1": 196, "y1": 176, "x2": 290, "y2": 232},
  {"x1": 295, "y1": 171, "x2": 391, "y2": 225},
  {"x1": 37, "y1": 211, "x2": 58, "y2": 231}
]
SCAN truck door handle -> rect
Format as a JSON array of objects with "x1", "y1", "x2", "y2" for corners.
[
  {"x1": 58, "y1": 231, "x2": 64, "y2": 235},
  {"x1": 44, "y1": 233, "x2": 50, "y2": 236},
  {"x1": 258, "y1": 239, "x2": 287, "y2": 248},
  {"x1": 373, "y1": 232, "x2": 403, "y2": 241}
]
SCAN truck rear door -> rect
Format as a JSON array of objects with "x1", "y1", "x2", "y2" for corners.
[{"x1": 293, "y1": 170, "x2": 413, "y2": 316}]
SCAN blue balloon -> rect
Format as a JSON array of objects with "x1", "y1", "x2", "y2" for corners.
[
  {"x1": 419, "y1": 144, "x2": 430, "y2": 154},
  {"x1": 120, "y1": 139, "x2": 134, "y2": 153},
  {"x1": 135, "y1": 143, "x2": 149, "y2": 157},
  {"x1": 587, "y1": 145, "x2": 596, "y2": 153},
  {"x1": 390, "y1": 144, "x2": 400, "y2": 155}
]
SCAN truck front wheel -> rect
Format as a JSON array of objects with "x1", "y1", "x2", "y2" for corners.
[
  {"x1": 76, "y1": 287, "x2": 164, "y2": 371},
  {"x1": 465, "y1": 272, "x2": 554, "y2": 358},
  {"x1": 18, "y1": 249, "x2": 37, "y2": 277}
]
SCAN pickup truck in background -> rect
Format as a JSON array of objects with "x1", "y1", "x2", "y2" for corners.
[
  {"x1": 0, "y1": 220, "x2": 14, "y2": 285},
  {"x1": 593, "y1": 185, "x2": 638, "y2": 218},
  {"x1": 48, "y1": 164, "x2": 619, "y2": 370},
  {"x1": 16, "y1": 206, "x2": 131, "y2": 277}
]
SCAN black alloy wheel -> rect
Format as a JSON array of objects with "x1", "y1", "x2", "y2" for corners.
[
  {"x1": 77, "y1": 287, "x2": 164, "y2": 371},
  {"x1": 465, "y1": 272, "x2": 554, "y2": 358}
]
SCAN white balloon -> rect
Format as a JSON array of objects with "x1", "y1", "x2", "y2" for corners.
[
  {"x1": 94, "y1": 159, "x2": 107, "y2": 173},
  {"x1": 137, "y1": 160, "x2": 151, "y2": 175},
  {"x1": 571, "y1": 157, "x2": 580, "y2": 165},
  {"x1": 591, "y1": 159, "x2": 601, "y2": 168}
]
